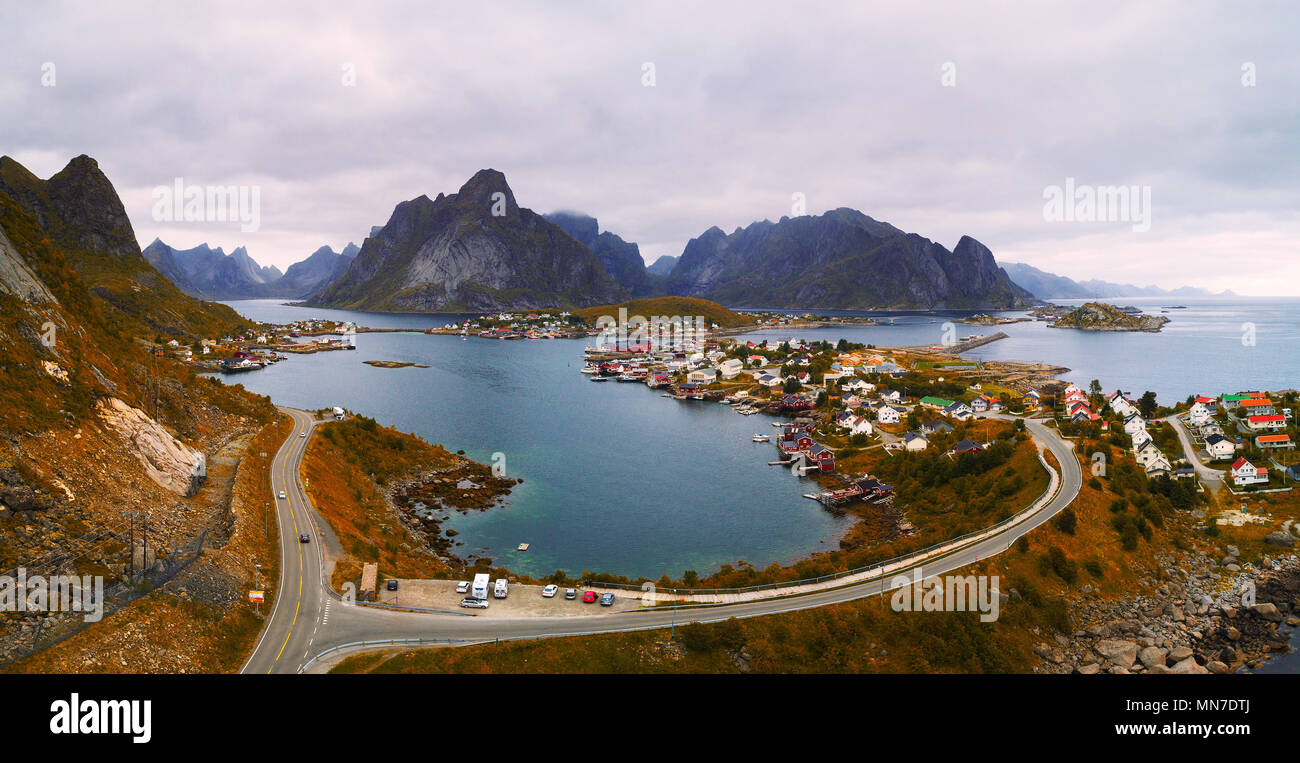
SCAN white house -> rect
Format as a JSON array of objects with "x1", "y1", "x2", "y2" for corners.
[
  {"x1": 943, "y1": 401, "x2": 974, "y2": 421},
  {"x1": 903, "y1": 432, "x2": 928, "y2": 451},
  {"x1": 1187, "y1": 401, "x2": 1213, "y2": 425},
  {"x1": 756, "y1": 373, "x2": 782, "y2": 388},
  {"x1": 836, "y1": 412, "x2": 874, "y2": 436},
  {"x1": 1230, "y1": 457, "x2": 1268, "y2": 486},
  {"x1": 1134, "y1": 439, "x2": 1163, "y2": 467},
  {"x1": 878, "y1": 389, "x2": 902, "y2": 403},
  {"x1": 1123, "y1": 413, "x2": 1147, "y2": 436},
  {"x1": 1204, "y1": 433, "x2": 1236, "y2": 460},
  {"x1": 717, "y1": 358, "x2": 744, "y2": 380},
  {"x1": 875, "y1": 405, "x2": 902, "y2": 425},
  {"x1": 687, "y1": 368, "x2": 717, "y2": 385}
]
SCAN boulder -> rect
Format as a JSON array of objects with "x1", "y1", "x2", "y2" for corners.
[
  {"x1": 1170, "y1": 656, "x2": 1210, "y2": 674},
  {"x1": 1076, "y1": 663, "x2": 1101, "y2": 675},
  {"x1": 1095, "y1": 639, "x2": 1138, "y2": 667},
  {"x1": 1169, "y1": 645, "x2": 1194, "y2": 662},
  {"x1": 1251, "y1": 603, "x2": 1283, "y2": 622},
  {"x1": 1138, "y1": 646, "x2": 1168, "y2": 669},
  {"x1": 1265, "y1": 531, "x2": 1294, "y2": 547}
]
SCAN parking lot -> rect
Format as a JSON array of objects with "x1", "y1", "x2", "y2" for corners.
[{"x1": 374, "y1": 578, "x2": 644, "y2": 617}]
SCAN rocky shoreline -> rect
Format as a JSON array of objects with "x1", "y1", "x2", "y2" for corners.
[
  {"x1": 1033, "y1": 547, "x2": 1300, "y2": 674},
  {"x1": 385, "y1": 458, "x2": 521, "y2": 568}
]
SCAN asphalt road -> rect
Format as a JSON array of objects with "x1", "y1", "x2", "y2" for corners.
[
  {"x1": 244, "y1": 410, "x2": 1082, "y2": 673},
  {"x1": 241, "y1": 408, "x2": 329, "y2": 675}
]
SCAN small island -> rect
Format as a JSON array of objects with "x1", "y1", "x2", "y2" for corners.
[
  {"x1": 364, "y1": 360, "x2": 430, "y2": 369},
  {"x1": 1048, "y1": 302, "x2": 1170, "y2": 332}
]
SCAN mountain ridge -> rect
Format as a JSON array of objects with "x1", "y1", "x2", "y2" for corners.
[
  {"x1": 307, "y1": 170, "x2": 627, "y2": 312},
  {"x1": 1003, "y1": 261, "x2": 1235, "y2": 299}
]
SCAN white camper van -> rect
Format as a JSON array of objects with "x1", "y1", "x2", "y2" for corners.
[
  {"x1": 493, "y1": 578, "x2": 509, "y2": 599},
  {"x1": 471, "y1": 573, "x2": 490, "y2": 601}
]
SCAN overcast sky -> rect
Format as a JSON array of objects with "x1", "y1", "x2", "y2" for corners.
[{"x1": 3, "y1": 1, "x2": 1297, "y2": 294}]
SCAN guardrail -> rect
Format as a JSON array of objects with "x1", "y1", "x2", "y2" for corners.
[{"x1": 588, "y1": 432, "x2": 1066, "y2": 598}]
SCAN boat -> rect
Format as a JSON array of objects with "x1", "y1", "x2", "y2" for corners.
[
  {"x1": 590, "y1": 376, "x2": 609, "y2": 382},
  {"x1": 579, "y1": 366, "x2": 599, "y2": 374},
  {"x1": 752, "y1": 434, "x2": 770, "y2": 442},
  {"x1": 517, "y1": 543, "x2": 530, "y2": 552}
]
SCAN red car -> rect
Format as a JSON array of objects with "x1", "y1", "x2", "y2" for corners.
[{"x1": 582, "y1": 590, "x2": 598, "y2": 603}]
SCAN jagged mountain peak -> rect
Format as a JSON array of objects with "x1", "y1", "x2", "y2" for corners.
[
  {"x1": 308, "y1": 171, "x2": 624, "y2": 312},
  {"x1": 454, "y1": 168, "x2": 517, "y2": 215}
]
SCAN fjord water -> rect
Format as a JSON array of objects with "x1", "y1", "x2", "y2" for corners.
[
  {"x1": 742, "y1": 297, "x2": 1300, "y2": 401},
  {"x1": 218, "y1": 301, "x2": 853, "y2": 579},
  {"x1": 220, "y1": 297, "x2": 1300, "y2": 579}
]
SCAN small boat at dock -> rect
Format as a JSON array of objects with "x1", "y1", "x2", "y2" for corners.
[{"x1": 752, "y1": 433, "x2": 770, "y2": 442}]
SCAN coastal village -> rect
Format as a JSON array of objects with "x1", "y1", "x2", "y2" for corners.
[{"x1": 577, "y1": 324, "x2": 1300, "y2": 512}]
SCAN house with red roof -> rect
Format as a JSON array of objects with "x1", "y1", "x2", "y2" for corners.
[
  {"x1": 1246, "y1": 414, "x2": 1286, "y2": 431},
  {"x1": 1230, "y1": 457, "x2": 1268, "y2": 486},
  {"x1": 1238, "y1": 398, "x2": 1277, "y2": 416},
  {"x1": 1255, "y1": 433, "x2": 1294, "y2": 450}
]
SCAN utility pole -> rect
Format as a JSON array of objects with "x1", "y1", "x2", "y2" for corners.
[{"x1": 124, "y1": 511, "x2": 140, "y2": 578}]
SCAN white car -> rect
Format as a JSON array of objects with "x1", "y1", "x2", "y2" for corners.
[
  {"x1": 455, "y1": 581, "x2": 470, "y2": 594},
  {"x1": 541, "y1": 584, "x2": 559, "y2": 598},
  {"x1": 278, "y1": 490, "x2": 287, "y2": 499},
  {"x1": 460, "y1": 597, "x2": 489, "y2": 609},
  {"x1": 299, "y1": 431, "x2": 306, "y2": 438}
]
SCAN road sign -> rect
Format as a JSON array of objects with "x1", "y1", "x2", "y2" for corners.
[{"x1": 248, "y1": 590, "x2": 265, "y2": 603}]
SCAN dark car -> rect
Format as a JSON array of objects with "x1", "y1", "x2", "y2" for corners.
[
  {"x1": 298, "y1": 533, "x2": 310, "y2": 543},
  {"x1": 386, "y1": 579, "x2": 398, "y2": 591},
  {"x1": 582, "y1": 590, "x2": 597, "y2": 603},
  {"x1": 600, "y1": 592, "x2": 615, "y2": 607}
]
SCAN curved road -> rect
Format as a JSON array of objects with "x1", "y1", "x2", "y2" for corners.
[{"x1": 244, "y1": 411, "x2": 1081, "y2": 673}]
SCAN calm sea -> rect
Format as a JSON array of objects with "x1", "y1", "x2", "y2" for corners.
[{"x1": 215, "y1": 300, "x2": 852, "y2": 579}]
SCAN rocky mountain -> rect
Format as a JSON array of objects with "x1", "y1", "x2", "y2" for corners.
[
  {"x1": 275, "y1": 242, "x2": 358, "y2": 299},
  {"x1": 647, "y1": 255, "x2": 678, "y2": 276},
  {"x1": 543, "y1": 211, "x2": 659, "y2": 297},
  {"x1": 663, "y1": 208, "x2": 1034, "y2": 310},
  {"x1": 0, "y1": 153, "x2": 277, "y2": 665},
  {"x1": 1002, "y1": 262, "x2": 1235, "y2": 300},
  {"x1": 143, "y1": 240, "x2": 282, "y2": 300},
  {"x1": 143, "y1": 240, "x2": 358, "y2": 300},
  {"x1": 0, "y1": 155, "x2": 248, "y2": 338},
  {"x1": 308, "y1": 170, "x2": 626, "y2": 312}
]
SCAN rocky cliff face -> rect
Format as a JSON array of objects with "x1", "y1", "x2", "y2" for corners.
[
  {"x1": 0, "y1": 155, "x2": 140, "y2": 259},
  {"x1": 309, "y1": 170, "x2": 626, "y2": 312},
  {"x1": 664, "y1": 208, "x2": 1033, "y2": 310},
  {"x1": 96, "y1": 398, "x2": 206, "y2": 496},
  {"x1": 544, "y1": 211, "x2": 659, "y2": 297}
]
